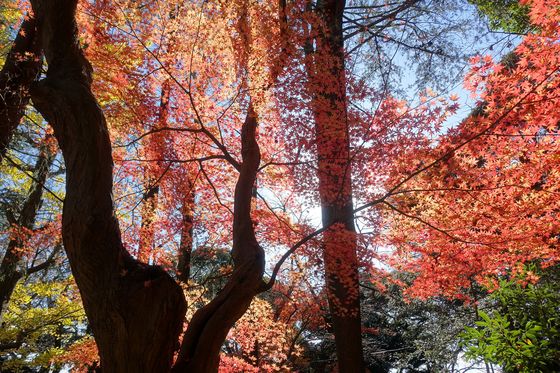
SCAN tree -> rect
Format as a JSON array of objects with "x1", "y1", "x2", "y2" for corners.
[
  {"x1": 461, "y1": 264, "x2": 560, "y2": 372},
  {"x1": 0, "y1": 277, "x2": 88, "y2": 372},
  {"x1": 303, "y1": 1, "x2": 364, "y2": 370},
  {"x1": 0, "y1": 139, "x2": 55, "y2": 323},
  {"x1": 30, "y1": 0, "x2": 186, "y2": 369},
  {"x1": 0, "y1": 4, "x2": 41, "y2": 159},
  {"x1": 469, "y1": 0, "x2": 531, "y2": 34},
  {"x1": 360, "y1": 276, "x2": 474, "y2": 372},
  {"x1": 384, "y1": 0, "x2": 560, "y2": 300},
  {"x1": 25, "y1": 0, "x2": 289, "y2": 370}
]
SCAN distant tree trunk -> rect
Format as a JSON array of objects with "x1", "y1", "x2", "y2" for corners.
[
  {"x1": 138, "y1": 182, "x2": 159, "y2": 262},
  {"x1": 177, "y1": 179, "x2": 195, "y2": 283},
  {"x1": 30, "y1": 0, "x2": 186, "y2": 370},
  {"x1": 138, "y1": 82, "x2": 169, "y2": 263},
  {"x1": 306, "y1": 0, "x2": 364, "y2": 371},
  {"x1": 0, "y1": 143, "x2": 53, "y2": 324},
  {"x1": 0, "y1": 13, "x2": 42, "y2": 159}
]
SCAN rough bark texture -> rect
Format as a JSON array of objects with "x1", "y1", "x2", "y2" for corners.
[
  {"x1": 307, "y1": 0, "x2": 365, "y2": 371},
  {"x1": 173, "y1": 104, "x2": 264, "y2": 372},
  {"x1": 29, "y1": 1, "x2": 186, "y2": 371},
  {"x1": 0, "y1": 13, "x2": 42, "y2": 159},
  {"x1": 0, "y1": 144, "x2": 53, "y2": 324}
]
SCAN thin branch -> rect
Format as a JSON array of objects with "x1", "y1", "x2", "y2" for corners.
[
  {"x1": 261, "y1": 225, "x2": 328, "y2": 291},
  {"x1": 199, "y1": 161, "x2": 234, "y2": 215},
  {"x1": 382, "y1": 201, "x2": 494, "y2": 246},
  {"x1": 27, "y1": 243, "x2": 62, "y2": 275}
]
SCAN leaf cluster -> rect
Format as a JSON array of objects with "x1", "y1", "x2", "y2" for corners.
[
  {"x1": 0, "y1": 278, "x2": 88, "y2": 372},
  {"x1": 461, "y1": 265, "x2": 560, "y2": 372},
  {"x1": 468, "y1": 0, "x2": 531, "y2": 34}
]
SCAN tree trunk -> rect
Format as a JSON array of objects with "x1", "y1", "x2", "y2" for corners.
[
  {"x1": 306, "y1": 0, "x2": 364, "y2": 371},
  {"x1": 138, "y1": 82, "x2": 170, "y2": 262},
  {"x1": 138, "y1": 182, "x2": 159, "y2": 262},
  {"x1": 0, "y1": 13, "x2": 42, "y2": 159},
  {"x1": 0, "y1": 143, "x2": 53, "y2": 323},
  {"x1": 173, "y1": 104, "x2": 264, "y2": 372},
  {"x1": 177, "y1": 180, "x2": 195, "y2": 283},
  {"x1": 29, "y1": 1, "x2": 186, "y2": 371}
]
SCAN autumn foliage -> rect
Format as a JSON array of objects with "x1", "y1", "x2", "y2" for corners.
[
  {"x1": 0, "y1": 0, "x2": 559, "y2": 371},
  {"x1": 385, "y1": 0, "x2": 560, "y2": 298}
]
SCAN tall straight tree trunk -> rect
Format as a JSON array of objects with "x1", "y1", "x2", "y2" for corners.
[
  {"x1": 0, "y1": 143, "x2": 53, "y2": 324},
  {"x1": 30, "y1": 1, "x2": 186, "y2": 370},
  {"x1": 138, "y1": 83, "x2": 169, "y2": 263},
  {"x1": 0, "y1": 12, "x2": 42, "y2": 159},
  {"x1": 177, "y1": 179, "x2": 195, "y2": 283},
  {"x1": 138, "y1": 181, "x2": 159, "y2": 262},
  {"x1": 306, "y1": 0, "x2": 364, "y2": 371}
]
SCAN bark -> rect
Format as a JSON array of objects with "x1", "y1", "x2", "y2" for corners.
[
  {"x1": 177, "y1": 180, "x2": 195, "y2": 283},
  {"x1": 0, "y1": 13, "x2": 42, "y2": 159},
  {"x1": 173, "y1": 104, "x2": 264, "y2": 372},
  {"x1": 29, "y1": 1, "x2": 186, "y2": 371},
  {"x1": 306, "y1": 0, "x2": 364, "y2": 371},
  {"x1": 0, "y1": 143, "x2": 53, "y2": 324}
]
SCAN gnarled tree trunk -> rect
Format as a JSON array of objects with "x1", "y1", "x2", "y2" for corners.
[
  {"x1": 173, "y1": 104, "x2": 264, "y2": 372},
  {"x1": 26, "y1": 1, "x2": 268, "y2": 371},
  {"x1": 30, "y1": 1, "x2": 186, "y2": 370}
]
